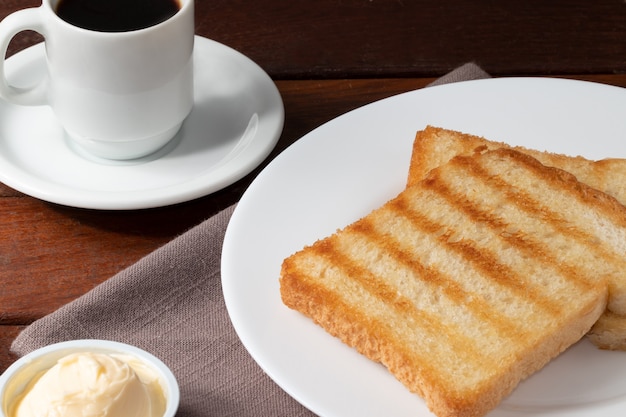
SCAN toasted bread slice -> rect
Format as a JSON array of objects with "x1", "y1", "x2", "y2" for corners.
[
  {"x1": 407, "y1": 126, "x2": 626, "y2": 350},
  {"x1": 280, "y1": 149, "x2": 625, "y2": 417}
]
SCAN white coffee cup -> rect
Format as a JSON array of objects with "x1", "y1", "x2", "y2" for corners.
[{"x1": 0, "y1": 0, "x2": 194, "y2": 160}]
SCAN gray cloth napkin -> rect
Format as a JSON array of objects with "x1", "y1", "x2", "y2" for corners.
[
  {"x1": 11, "y1": 63, "x2": 489, "y2": 417},
  {"x1": 427, "y1": 62, "x2": 490, "y2": 87}
]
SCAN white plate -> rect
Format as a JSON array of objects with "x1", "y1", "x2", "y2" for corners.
[
  {"x1": 0, "y1": 36, "x2": 284, "y2": 210},
  {"x1": 222, "y1": 77, "x2": 626, "y2": 417}
]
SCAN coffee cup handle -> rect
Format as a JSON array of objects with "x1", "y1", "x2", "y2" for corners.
[{"x1": 0, "y1": 7, "x2": 47, "y2": 106}]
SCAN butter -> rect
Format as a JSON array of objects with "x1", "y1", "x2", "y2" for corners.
[{"x1": 9, "y1": 352, "x2": 166, "y2": 417}]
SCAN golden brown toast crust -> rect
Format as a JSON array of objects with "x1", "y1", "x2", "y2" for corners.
[{"x1": 281, "y1": 148, "x2": 618, "y2": 417}]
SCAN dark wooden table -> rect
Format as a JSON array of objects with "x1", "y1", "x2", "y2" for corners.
[{"x1": 2, "y1": 0, "x2": 626, "y2": 373}]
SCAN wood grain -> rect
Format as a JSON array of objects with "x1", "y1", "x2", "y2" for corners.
[{"x1": 3, "y1": 0, "x2": 626, "y2": 77}]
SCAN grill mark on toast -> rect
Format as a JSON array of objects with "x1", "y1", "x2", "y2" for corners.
[
  {"x1": 280, "y1": 262, "x2": 451, "y2": 394},
  {"x1": 364, "y1": 202, "x2": 563, "y2": 334},
  {"x1": 456, "y1": 155, "x2": 585, "y2": 235},
  {"x1": 390, "y1": 195, "x2": 566, "y2": 318},
  {"x1": 350, "y1": 215, "x2": 535, "y2": 343},
  {"x1": 309, "y1": 236, "x2": 491, "y2": 372},
  {"x1": 500, "y1": 147, "x2": 626, "y2": 221},
  {"x1": 472, "y1": 151, "x2": 626, "y2": 252},
  {"x1": 445, "y1": 155, "x2": 620, "y2": 291},
  {"x1": 424, "y1": 172, "x2": 596, "y2": 295}
]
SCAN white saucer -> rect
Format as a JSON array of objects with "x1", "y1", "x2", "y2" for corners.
[{"x1": 0, "y1": 36, "x2": 284, "y2": 210}]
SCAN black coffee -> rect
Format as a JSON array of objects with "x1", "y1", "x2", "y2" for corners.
[{"x1": 56, "y1": 0, "x2": 180, "y2": 32}]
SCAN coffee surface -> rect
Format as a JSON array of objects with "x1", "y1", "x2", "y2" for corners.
[{"x1": 56, "y1": 0, "x2": 180, "y2": 32}]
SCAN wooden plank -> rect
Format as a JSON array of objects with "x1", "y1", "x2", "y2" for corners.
[
  {"x1": 2, "y1": 0, "x2": 626, "y2": 77},
  {"x1": 194, "y1": 0, "x2": 626, "y2": 78}
]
